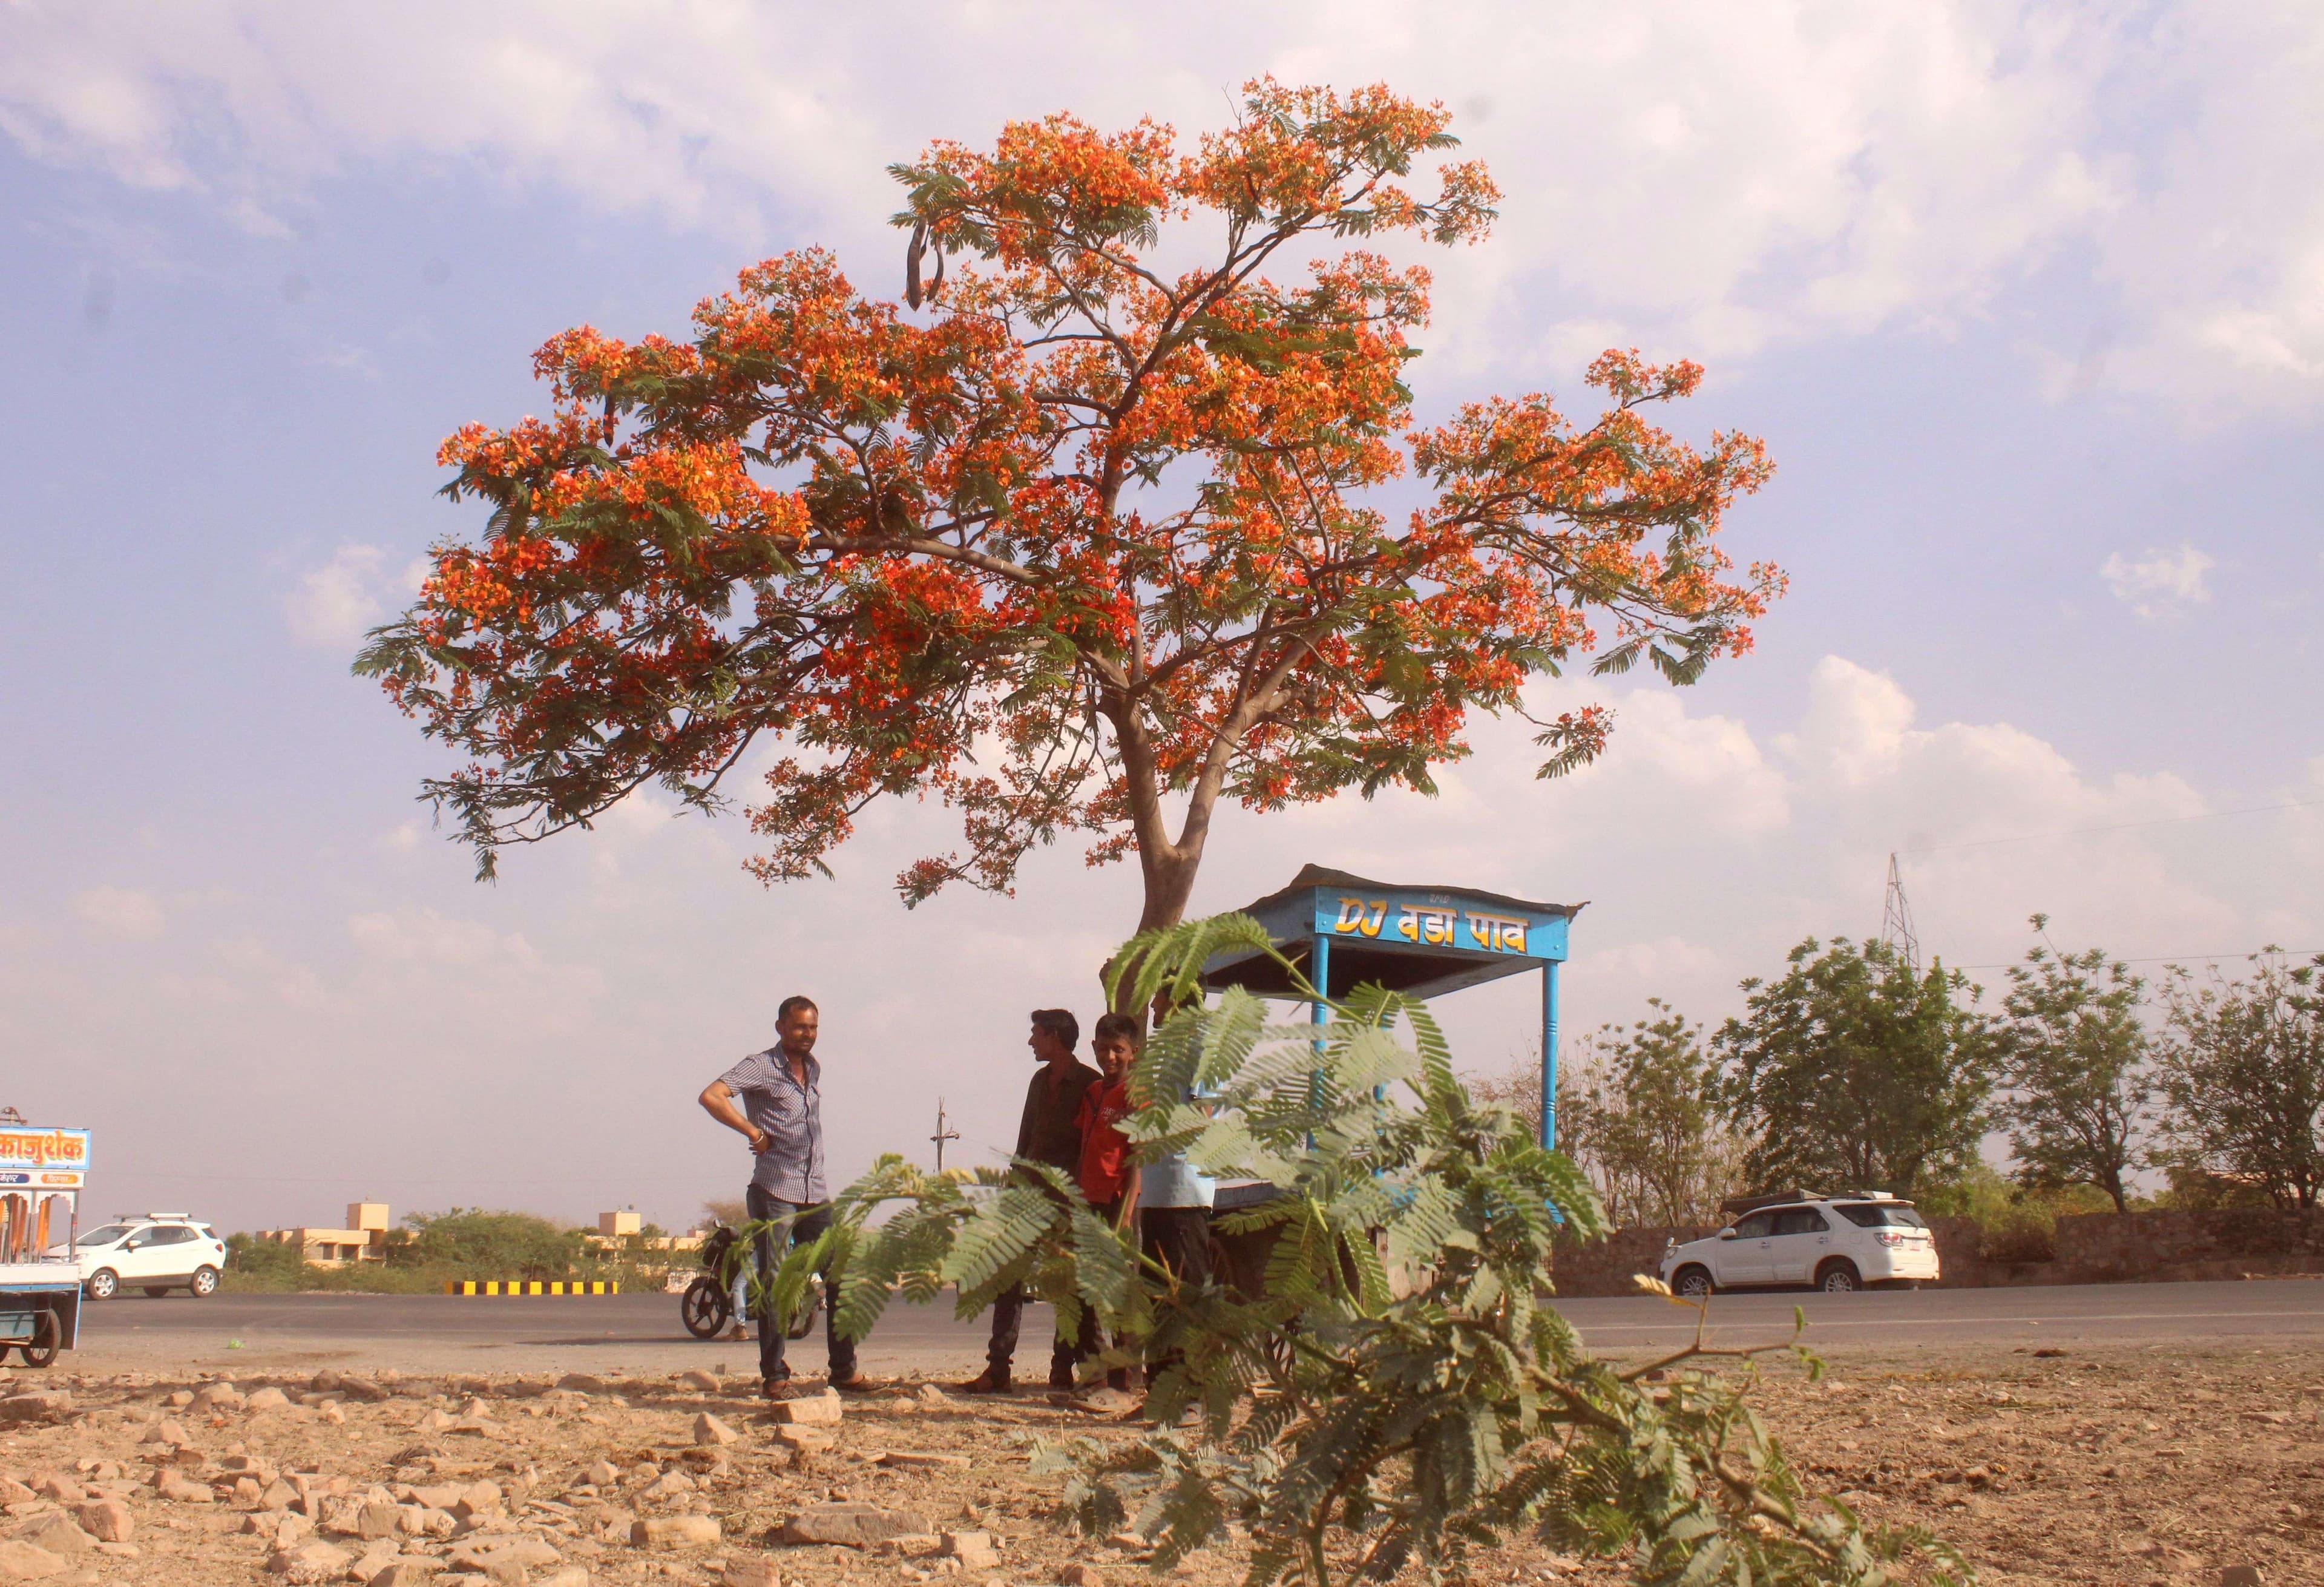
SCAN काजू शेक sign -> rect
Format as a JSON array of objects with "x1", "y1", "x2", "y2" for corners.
[{"x1": 0, "y1": 1125, "x2": 92, "y2": 1188}]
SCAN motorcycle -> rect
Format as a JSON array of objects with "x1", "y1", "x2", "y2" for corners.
[{"x1": 678, "y1": 1223, "x2": 822, "y2": 1342}]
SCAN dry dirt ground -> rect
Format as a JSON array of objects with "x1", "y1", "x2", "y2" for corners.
[{"x1": 1, "y1": 1344, "x2": 2319, "y2": 1587}]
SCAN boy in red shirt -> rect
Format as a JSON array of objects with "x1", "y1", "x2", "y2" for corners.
[
  {"x1": 1078, "y1": 1013, "x2": 1141, "y2": 1222},
  {"x1": 1073, "y1": 1012, "x2": 1142, "y2": 1390}
]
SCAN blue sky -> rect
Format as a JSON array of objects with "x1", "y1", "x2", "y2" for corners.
[{"x1": 3, "y1": 2, "x2": 2319, "y2": 1234}]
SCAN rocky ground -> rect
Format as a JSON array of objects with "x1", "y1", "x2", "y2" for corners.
[{"x1": 1, "y1": 1344, "x2": 2318, "y2": 1587}]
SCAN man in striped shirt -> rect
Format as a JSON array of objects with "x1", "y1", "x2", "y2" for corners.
[{"x1": 699, "y1": 995, "x2": 873, "y2": 1398}]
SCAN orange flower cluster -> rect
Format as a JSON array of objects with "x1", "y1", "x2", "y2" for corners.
[{"x1": 359, "y1": 80, "x2": 1777, "y2": 928}]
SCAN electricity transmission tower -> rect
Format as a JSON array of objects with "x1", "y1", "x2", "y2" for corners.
[{"x1": 1879, "y1": 852, "x2": 1922, "y2": 976}]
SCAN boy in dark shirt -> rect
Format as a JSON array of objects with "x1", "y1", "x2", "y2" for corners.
[{"x1": 959, "y1": 1008, "x2": 1098, "y2": 1394}]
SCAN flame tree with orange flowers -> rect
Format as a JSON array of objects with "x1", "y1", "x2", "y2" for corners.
[{"x1": 361, "y1": 81, "x2": 1779, "y2": 980}]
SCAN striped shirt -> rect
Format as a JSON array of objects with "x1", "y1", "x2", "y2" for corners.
[{"x1": 718, "y1": 1047, "x2": 826, "y2": 1204}]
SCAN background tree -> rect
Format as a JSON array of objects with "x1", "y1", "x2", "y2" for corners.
[
  {"x1": 359, "y1": 82, "x2": 1776, "y2": 971},
  {"x1": 1993, "y1": 913, "x2": 2151, "y2": 1212},
  {"x1": 1714, "y1": 937, "x2": 1992, "y2": 1197},
  {"x1": 1561, "y1": 1000, "x2": 1742, "y2": 1226},
  {"x1": 2153, "y1": 950, "x2": 2324, "y2": 1211}
]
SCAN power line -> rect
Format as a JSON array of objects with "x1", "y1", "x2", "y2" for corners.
[{"x1": 1898, "y1": 797, "x2": 2324, "y2": 855}]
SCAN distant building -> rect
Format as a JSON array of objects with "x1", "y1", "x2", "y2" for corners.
[
  {"x1": 598, "y1": 1210, "x2": 642, "y2": 1238},
  {"x1": 251, "y1": 1202, "x2": 392, "y2": 1266}
]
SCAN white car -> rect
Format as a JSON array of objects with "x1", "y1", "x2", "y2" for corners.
[
  {"x1": 56, "y1": 1214, "x2": 226, "y2": 1301},
  {"x1": 1658, "y1": 1194, "x2": 1939, "y2": 1296}
]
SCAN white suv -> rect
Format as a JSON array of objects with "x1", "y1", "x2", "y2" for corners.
[
  {"x1": 1658, "y1": 1194, "x2": 1939, "y2": 1296},
  {"x1": 60, "y1": 1215, "x2": 226, "y2": 1300}
]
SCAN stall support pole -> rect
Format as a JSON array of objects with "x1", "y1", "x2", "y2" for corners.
[
  {"x1": 1540, "y1": 958, "x2": 1561, "y2": 1151},
  {"x1": 1308, "y1": 935, "x2": 1331, "y2": 1129}
]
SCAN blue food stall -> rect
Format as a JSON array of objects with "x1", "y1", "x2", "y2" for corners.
[
  {"x1": 1201, "y1": 864, "x2": 1583, "y2": 1147},
  {"x1": 0, "y1": 1119, "x2": 89, "y2": 1368}
]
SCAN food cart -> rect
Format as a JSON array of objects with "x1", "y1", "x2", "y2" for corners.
[{"x1": 0, "y1": 1117, "x2": 89, "y2": 1368}]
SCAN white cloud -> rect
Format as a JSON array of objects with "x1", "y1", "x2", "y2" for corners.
[
  {"x1": 3, "y1": 4, "x2": 2322, "y2": 410},
  {"x1": 284, "y1": 543, "x2": 389, "y2": 648},
  {"x1": 347, "y1": 908, "x2": 541, "y2": 967},
  {"x1": 72, "y1": 885, "x2": 165, "y2": 940},
  {"x1": 2099, "y1": 543, "x2": 2215, "y2": 619}
]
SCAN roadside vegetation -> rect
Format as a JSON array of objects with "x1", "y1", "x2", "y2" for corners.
[
  {"x1": 1475, "y1": 916, "x2": 2323, "y2": 1228},
  {"x1": 220, "y1": 1208, "x2": 699, "y2": 1295}
]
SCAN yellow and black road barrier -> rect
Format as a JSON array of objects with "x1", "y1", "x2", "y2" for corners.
[{"x1": 442, "y1": 1280, "x2": 621, "y2": 1296}]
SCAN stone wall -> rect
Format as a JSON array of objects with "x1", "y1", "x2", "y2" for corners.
[
  {"x1": 2052, "y1": 1208, "x2": 2324, "y2": 1284},
  {"x1": 1549, "y1": 1208, "x2": 2324, "y2": 1295}
]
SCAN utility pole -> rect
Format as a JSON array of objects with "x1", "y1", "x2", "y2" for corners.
[
  {"x1": 1879, "y1": 852, "x2": 1922, "y2": 976},
  {"x1": 928, "y1": 1097, "x2": 961, "y2": 1174}
]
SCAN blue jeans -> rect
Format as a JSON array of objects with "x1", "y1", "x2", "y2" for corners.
[{"x1": 745, "y1": 1186, "x2": 857, "y2": 1385}]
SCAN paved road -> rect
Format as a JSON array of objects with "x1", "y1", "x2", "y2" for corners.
[{"x1": 50, "y1": 1280, "x2": 2320, "y2": 1379}]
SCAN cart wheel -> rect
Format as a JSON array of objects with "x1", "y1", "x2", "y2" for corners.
[
  {"x1": 20, "y1": 1311, "x2": 59, "y2": 1370},
  {"x1": 679, "y1": 1275, "x2": 730, "y2": 1340}
]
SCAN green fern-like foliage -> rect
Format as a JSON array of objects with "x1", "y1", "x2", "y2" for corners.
[{"x1": 824, "y1": 914, "x2": 1968, "y2": 1587}]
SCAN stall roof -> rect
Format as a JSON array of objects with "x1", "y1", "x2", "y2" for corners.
[{"x1": 1201, "y1": 864, "x2": 1587, "y2": 1002}]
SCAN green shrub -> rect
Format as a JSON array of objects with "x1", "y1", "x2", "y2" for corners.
[
  {"x1": 392, "y1": 1208, "x2": 586, "y2": 1278},
  {"x1": 221, "y1": 1233, "x2": 307, "y2": 1292}
]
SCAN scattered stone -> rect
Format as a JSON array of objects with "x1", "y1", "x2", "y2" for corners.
[
  {"x1": 1058, "y1": 1565, "x2": 1105, "y2": 1587},
  {"x1": 140, "y1": 1419, "x2": 190, "y2": 1446},
  {"x1": 369, "y1": 1562, "x2": 441, "y2": 1587},
  {"x1": 14, "y1": 1519, "x2": 91, "y2": 1558},
  {"x1": 693, "y1": 1413, "x2": 741, "y2": 1447},
  {"x1": 771, "y1": 1427, "x2": 836, "y2": 1454},
  {"x1": 554, "y1": 1376, "x2": 606, "y2": 1395},
  {"x1": 880, "y1": 1453, "x2": 970, "y2": 1470},
  {"x1": 767, "y1": 1392, "x2": 842, "y2": 1427},
  {"x1": 583, "y1": 1462, "x2": 619, "y2": 1488},
  {"x1": 262, "y1": 1479, "x2": 301, "y2": 1511},
  {"x1": 2220, "y1": 1570, "x2": 2263, "y2": 1587},
  {"x1": 677, "y1": 1371, "x2": 721, "y2": 1393},
  {"x1": 267, "y1": 1542, "x2": 353, "y2": 1584},
  {"x1": 914, "y1": 1385, "x2": 951, "y2": 1407},
  {"x1": 781, "y1": 1503, "x2": 934, "y2": 1549},
  {"x1": 0, "y1": 1540, "x2": 65, "y2": 1581},
  {"x1": 164, "y1": 1390, "x2": 196, "y2": 1408},
  {"x1": 938, "y1": 1531, "x2": 999, "y2": 1570},
  {"x1": 71, "y1": 1499, "x2": 132, "y2": 1544},
  {"x1": 156, "y1": 1474, "x2": 215, "y2": 1504},
  {"x1": 246, "y1": 1388, "x2": 293, "y2": 1411},
  {"x1": 723, "y1": 1558, "x2": 780, "y2": 1587},
  {"x1": 631, "y1": 1516, "x2": 721, "y2": 1549},
  {"x1": 191, "y1": 1384, "x2": 246, "y2": 1413},
  {"x1": 350, "y1": 1503, "x2": 402, "y2": 1540},
  {"x1": 0, "y1": 1393, "x2": 69, "y2": 1425},
  {"x1": 339, "y1": 1376, "x2": 392, "y2": 1403},
  {"x1": 448, "y1": 1536, "x2": 562, "y2": 1574},
  {"x1": 537, "y1": 1571, "x2": 591, "y2": 1587},
  {"x1": 0, "y1": 1479, "x2": 34, "y2": 1503}
]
